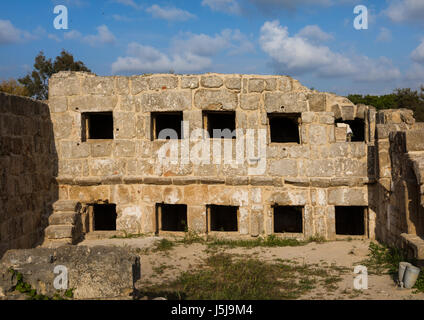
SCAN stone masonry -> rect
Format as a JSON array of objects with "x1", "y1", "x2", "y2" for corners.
[
  {"x1": 2, "y1": 71, "x2": 424, "y2": 263},
  {"x1": 47, "y1": 72, "x2": 375, "y2": 242},
  {"x1": 0, "y1": 93, "x2": 58, "y2": 256}
]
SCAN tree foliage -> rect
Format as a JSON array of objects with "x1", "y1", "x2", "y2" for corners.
[
  {"x1": 18, "y1": 50, "x2": 91, "y2": 100},
  {"x1": 0, "y1": 79, "x2": 30, "y2": 96},
  {"x1": 348, "y1": 86, "x2": 424, "y2": 122}
]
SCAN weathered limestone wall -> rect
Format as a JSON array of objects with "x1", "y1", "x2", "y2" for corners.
[
  {"x1": 0, "y1": 93, "x2": 58, "y2": 256},
  {"x1": 373, "y1": 109, "x2": 424, "y2": 260},
  {"x1": 49, "y1": 72, "x2": 375, "y2": 239}
]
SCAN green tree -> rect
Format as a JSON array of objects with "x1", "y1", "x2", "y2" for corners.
[
  {"x1": 0, "y1": 79, "x2": 30, "y2": 96},
  {"x1": 18, "y1": 50, "x2": 91, "y2": 100},
  {"x1": 347, "y1": 86, "x2": 424, "y2": 122}
]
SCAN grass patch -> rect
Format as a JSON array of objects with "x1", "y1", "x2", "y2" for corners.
[
  {"x1": 110, "y1": 231, "x2": 146, "y2": 239},
  {"x1": 153, "y1": 239, "x2": 175, "y2": 252},
  {"x1": 8, "y1": 268, "x2": 73, "y2": 300},
  {"x1": 137, "y1": 253, "x2": 343, "y2": 300},
  {"x1": 361, "y1": 242, "x2": 424, "y2": 293},
  {"x1": 206, "y1": 234, "x2": 323, "y2": 249}
]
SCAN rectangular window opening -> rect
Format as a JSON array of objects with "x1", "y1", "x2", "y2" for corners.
[
  {"x1": 208, "y1": 205, "x2": 238, "y2": 232},
  {"x1": 335, "y1": 206, "x2": 366, "y2": 236},
  {"x1": 335, "y1": 118, "x2": 365, "y2": 142},
  {"x1": 151, "y1": 112, "x2": 183, "y2": 140},
  {"x1": 268, "y1": 113, "x2": 301, "y2": 143},
  {"x1": 93, "y1": 204, "x2": 117, "y2": 231},
  {"x1": 274, "y1": 206, "x2": 303, "y2": 233},
  {"x1": 156, "y1": 204, "x2": 187, "y2": 232},
  {"x1": 203, "y1": 111, "x2": 236, "y2": 139},
  {"x1": 82, "y1": 112, "x2": 114, "y2": 141}
]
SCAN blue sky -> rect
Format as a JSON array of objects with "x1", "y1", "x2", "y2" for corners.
[{"x1": 0, "y1": 0, "x2": 423, "y2": 95}]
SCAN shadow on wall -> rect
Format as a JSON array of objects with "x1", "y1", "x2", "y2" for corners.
[{"x1": 0, "y1": 93, "x2": 58, "y2": 258}]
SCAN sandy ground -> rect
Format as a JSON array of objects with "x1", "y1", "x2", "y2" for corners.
[{"x1": 79, "y1": 237, "x2": 424, "y2": 300}]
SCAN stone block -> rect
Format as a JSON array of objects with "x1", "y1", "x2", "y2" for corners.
[
  {"x1": 240, "y1": 94, "x2": 261, "y2": 110},
  {"x1": 49, "y1": 76, "x2": 81, "y2": 97},
  {"x1": 328, "y1": 188, "x2": 367, "y2": 205},
  {"x1": 48, "y1": 212, "x2": 77, "y2": 225},
  {"x1": 130, "y1": 76, "x2": 149, "y2": 95},
  {"x1": 82, "y1": 77, "x2": 115, "y2": 95},
  {"x1": 278, "y1": 77, "x2": 292, "y2": 92},
  {"x1": 309, "y1": 124, "x2": 327, "y2": 145},
  {"x1": 114, "y1": 140, "x2": 136, "y2": 157},
  {"x1": 149, "y1": 76, "x2": 178, "y2": 90},
  {"x1": 201, "y1": 76, "x2": 223, "y2": 88},
  {"x1": 248, "y1": 79, "x2": 265, "y2": 93},
  {"x1": 181, "y1": 76, "x2": 199, "y2": 89},
  {"x1": 140, "y1": 91, "x2": 191, "y2": 112},
  {"x1": 307, "y1": 93, "x2": 326, "y2": 112},
  {"x1": 45, "y1": 225, "x2": 74, "y2": 239},
  {"x1": 115, "y1": 76, "x2": 130, "y2": 95},
  {"x1": 194, "y1": 89, "x2": 238, "y2": 110},
  {"x1": 264, "y1": 92, "x2": 308, "y2": 113},
  {"x1": 49, "y1": 96, "x2": 68, "y2": 113},
  {"x1": 53, "y1": 200, "x2": 81, "y2": 212},
  {"x1": 225, "y1": 77, "x2": 241, "y2": 90},
  {"x1": 306, "y1": 160, "x2": 335, "y2": 177},
  {"x1": 268, "y1": 159, "x2": 298, "y2": 176},
  {"x1": 91, "y1": 141, "x2": 113, "y2": 158},
  {"x1": 68, "y1": 95, "x2": 118, "y2": 112}
]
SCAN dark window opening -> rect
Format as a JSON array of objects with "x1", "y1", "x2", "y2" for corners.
[
  {"x1": 335, "y1": 206, "x2": 366, "y2": 236},
  {"x1": 274, "y1": 206, "x2": 303, "y2": 233},
  {"x1": 82, "y1": 112, "x2": 114, "y2": 141},
  {"x1": 93, "y1": 204, "x2": 117, "y2": 231},
  {"x1": 152, "y1": 112, "x2": 183, "y2": 140},
  {"x1": 157, "y1": 204, "x2": 187, "y2": 232},
  {"x1": 335, "y1": 119, "x2": 365, "y2": 142},
  {"x1": 203, "y1": 111, "x2": 236, "y2": 139},
  {"x1": 268, "y1": 113, "x2": 301, "y2": 143},
  {"x1": 208, "y1": 205, "x2": 238, "y2": 232}
]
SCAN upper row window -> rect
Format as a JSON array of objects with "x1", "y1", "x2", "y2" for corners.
[{"x1": 80, "y1": 112, "x2": 365, "y2": 143}]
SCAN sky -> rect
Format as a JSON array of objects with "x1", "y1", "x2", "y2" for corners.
[{"x1": 0, "y1": 0, "x2": 423, "y2": 95}]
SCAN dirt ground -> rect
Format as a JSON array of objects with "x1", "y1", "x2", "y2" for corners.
[{"x1": 79, "y1": 237, "x2": 424, "y2": 300}]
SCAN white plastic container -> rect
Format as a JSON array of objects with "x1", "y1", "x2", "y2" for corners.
[
  {"x1": 403, "y1": 265, "x2": 421, "y2": 289},
  {"x1": 398, "y1": 262, "x2": 412, "y2": 287}
]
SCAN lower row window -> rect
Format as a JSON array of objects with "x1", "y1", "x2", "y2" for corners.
[{"x1": 85, "y1": 203, "x2": 366, "y2": 237}]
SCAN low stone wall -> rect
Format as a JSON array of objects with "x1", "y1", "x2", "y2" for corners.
[
  {"x1": 0, "y1": 93, "x2": 58, "y2": 257},
  {"x1": 373, "y1": 108, "x2": 424, "y2": 254}
]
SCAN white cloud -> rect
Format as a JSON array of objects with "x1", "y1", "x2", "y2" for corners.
[
  {"x1": 411, "y1": 39, "x2": 424, "y2": 64},
  {"x1": 64, "y1": 30, "x2": 82, "y2": 40},
  {"x1": 111, "y1": 29, "x2": 254, "y2": 74},
  {"x1": 405, "y1": 63, "x2": 424, "y2": 81},
  {"x1": 202, "y1": 0, "x2": 361, "y2": 15},
  {"x1": 248, "y1": 0, "x2": 332, "y2": 12},
  {"x1": 112, "y1": 42, "x2": 212, "y2": 74},
  {"x1": 112, "y1": 14, "x2": 133, "y2": 22},
  {"x1": 260, "y1": 20, "x2": 353, "y2": 76},
  {"x1": 0, "y1": 20, "x2": 21, "y2": 44},
  {"x1": 111, "y1": 0, "x2": 140, "y2": 9},
  {"x1": 48, "y1": 34, "x2": 62, "y2": 42},
  {"x1": 63, "y1": 25, "x2": 115, "y2": 46},
  {"x1": 201, "y1": 0, "x2": 242, "y2": 15},
  {"x1": 146, "y1": 5, "x2": 195, "y2": 21},
  {"x1": 259, "y1": 20, "x2": 400, "y2": 82},
  {"x1": 296, "y1": 25, "x2": 333, "y2": 43},
  {"x1": 385, "y1": 0, "x2": 424, "y2": 23},
  {"x1": 52, "y1": 0, "x2": 88, "y2": 7},
  {"x1": 351, "y1": 56, "x2": 401, "y2": 82},
  {"x1": 83, "y1": 25, "x2": 116, "y2": 46},
  {"x1": 376, "y1": 27, "x2": 392, "y2": 43},
  {"x1": 0, "y1": 20, "x2": 39, "y2": 44}
]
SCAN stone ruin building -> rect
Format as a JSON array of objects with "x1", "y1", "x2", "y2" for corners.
[{"x1": 1, "y1": 72, "x2": 423, "y2": 264}]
